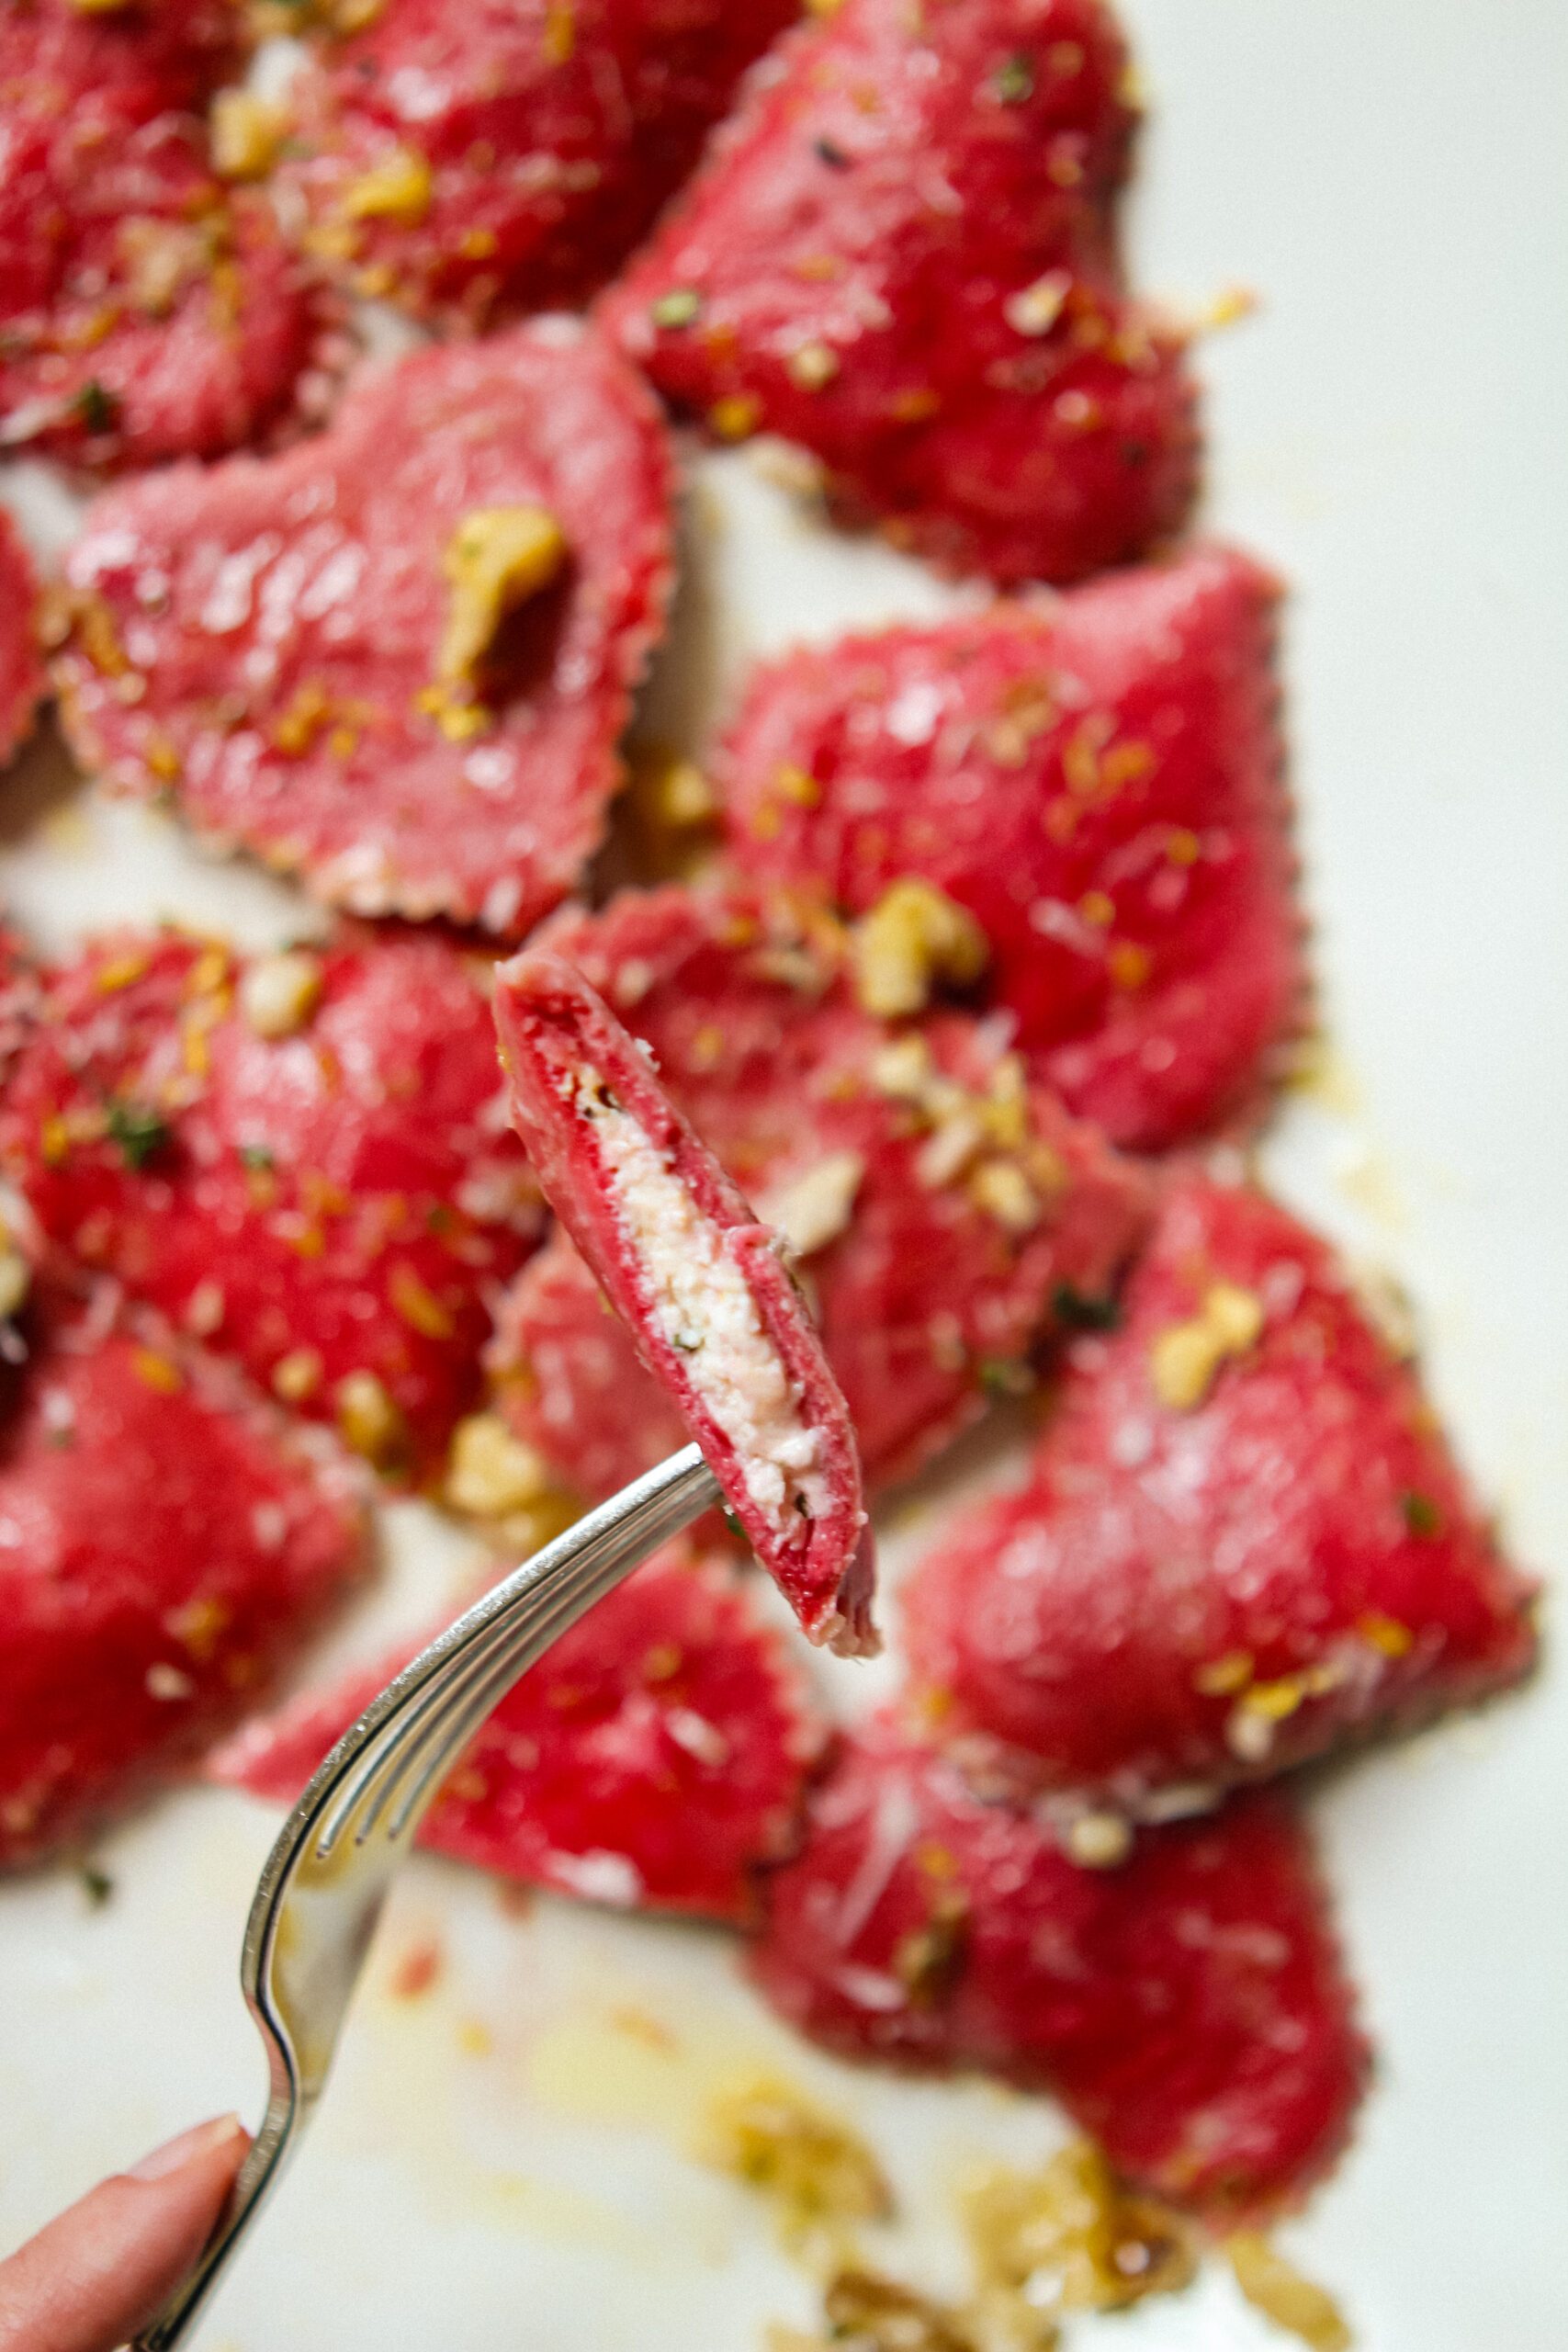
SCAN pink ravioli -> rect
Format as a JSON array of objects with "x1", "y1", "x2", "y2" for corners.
[
  {"x1": 494, "y1": 947, "x2": 875, "y2": 1656},
  {"x1": 280, "y1": 0, "x2": 799, "y2": 328},
  {"x1": 0, "y1": 0, "x2": 331, "y2": 472},
  {"x1": 749, "y1": 1717, "x2": 1369, "y2": 2217},
  {"x1": 490, "y1": 884, "x2": 1148, "y2": 1499},
  {"x1": 0, "y1": 1271, "x2": 368, "y2": 1870},
  {"x1": 211, "y1": 1543, "x2": 821, "y2": 1924},
  {"x1": 0, "y1": 925, "x2": 542, "y2": 1482},
  {"x1": 0, "y1": 507, "x2": 44, "y2": 768},
  {"x1": 904, "y1": 1177, "x2": 1539, "y2": 1811},
  {"x1": 604, "y1": 0, "x2": 1197, "y2": 586},
  {"x1": 718, "y1": 546, "x2": 1301, "y2": 1149},
  {"x1": 52, "y1": 322, "x2": 674, "y2": 933}
]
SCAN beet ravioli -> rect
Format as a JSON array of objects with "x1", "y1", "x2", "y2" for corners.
[
  {"x1": 0, "y1": 1268, "x2": 368, "y2": 1870},
  {"x1": 0, "y1": 509, "x2": 44, "y2": 769},
  {"x1": 494, "y1": 947, "x2": 875, "y2": 1655},
  {"x1": 279, "y1": 0, "x2": 798, "y2": 327},
  {"x1": 213, "y1": 1543, "x2": 821, "y2": 1924},
  {"x1": 489, "y1": 885, "x2": 1148, "y2": 1502},
  {"x1": 719, "y1": 546, "x2": 1300, "y2": 1150},
  {"x1": 904, "y1": 1178, "x2": 1538, "y2": 1811},
  {"x1": 0, "y1": 926, "x2": 542, "y2": 1482},
  {"x1": 0, "y1": 0, "x2": 330, "y2": 471},
  {"x1": 604, "y1": 0, "x2": 1197, "y2": 586},
  {"x1": 750, "y1": 1719, "x2": 1367, "y2": 2216},
  {"x1": 52, "y1": 323, "x2": 674, "y2": 933}
]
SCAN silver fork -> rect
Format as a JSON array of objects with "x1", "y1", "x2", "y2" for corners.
[{"x1": 132, "y1": 1441, "x2": 721, "y2": 2351}]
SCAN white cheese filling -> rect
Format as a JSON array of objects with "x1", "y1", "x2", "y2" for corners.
[{"x1": 583, "y1": 1089, "x2": 828, "y2": 1537}]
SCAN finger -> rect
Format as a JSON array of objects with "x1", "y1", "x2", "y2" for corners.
[{"x1": 0, "y1": 2115, "x2": 249, "y2": 2352}]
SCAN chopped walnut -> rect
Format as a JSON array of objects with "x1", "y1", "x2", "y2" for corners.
[
  {"x1": 759, "y1": 1151, "x2": 866, "y2": 1259},
  {"x1": 211, "y1": 90, "x2": 288, "y2": 181},
  {"x1": 1147, "y1": 1281, "x2": 1265, "y2": 1409},
  {"x1": 968, "y1": 1158, "x2": 1039, "y2": 1234},
  {"x1": 1004, "y1": 271, "x2": 1072, "y2": 337},
  {"x1": 341, "y1": 146, "x2": 434, "y2": 224},
  {"x1": 334, "y1": 1370, "x2": 407, "y2": 1466},
  {"x1": 271, "y1": 1347, "x2": 324, "y2": 1405},
  {"x1": 869, "y1": 1034, "x2": 938, "y2": 1101},
  {"x1": 788, "y1": 340, "x2": 841, "y2": 390},
  {"x1": 241, "y1": 950, "x2": 324, "y2": 1041},
  {"x1": 118, "y1": 220, "x2": 206, "y2": 319},
  {"x1": 1062, "y1": 1811, "x2": 1132, "y2": 1870},
  {"x1": 852, "y1": 880, "x2": 989, "y2": 1020},
  {"x1": 435, "y1": 504, "x2": 568, "y2": 702},
  {"x1": 446, "y1": 1413, "x2": 580, "y2": 1552},
  {"x1": 624, "y1": 745, "x2": 719, "y2": 880}
]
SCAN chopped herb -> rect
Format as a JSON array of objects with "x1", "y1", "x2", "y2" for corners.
[
  {"x1": 978, "y1": 1355, "x2": 1033, "y2": 1398},
  {"x1": 671, "y1": 1332, "x2": 702, "y2": 1354},
  {"x1": 719, "y1": 1503, "x2": 747, "y2": 1542},
  {"x1": 1400, "y1": 1489, "x2": 1444, "y2": 1539},
  {"x1": 80, "y1": 1863, "x2": 114, "y2": 1908},
  {"x1": 650, "y1": 287, "x2": 703, "y2": 330},
  {"x1": 992, "y1": 51, "x2": 1035, "y2": 104},
  {"x1": 73, "y1": 380, "x2": 120, "y2": 435},
  {"x1": 1052, "y1": 1283, "x2": 1122, "y2": 1332},
  {"x1": 239, "y1": 1141, "x2": 276, "y2": 1170},
  {"x1": 105, "y1": 1100, "x2": 170, "y2": 1170},
  {"x1": 813, "y1": 135, "x2": 852, "y2": 168}
]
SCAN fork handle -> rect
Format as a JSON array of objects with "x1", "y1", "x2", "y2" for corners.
[
  {"x1": 131, "y1": 1442, "x2": 722, "y2": 2350},
  {"x1": 131, "y1": 2082, "x2": 297, "y2": 2352}
]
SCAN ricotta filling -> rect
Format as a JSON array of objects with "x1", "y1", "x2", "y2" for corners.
[{"x1": 583, "y1": 1089, "x2": 828, "y2": 1537}]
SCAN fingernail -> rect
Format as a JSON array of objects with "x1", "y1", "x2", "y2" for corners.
[{"x1": 127, "y1": 2114, "x2": 243, "y2": 2183}]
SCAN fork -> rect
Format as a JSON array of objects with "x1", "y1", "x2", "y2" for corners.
[{"x1": 132, "y1": 1440, "x2": 721, "y2": 2351}]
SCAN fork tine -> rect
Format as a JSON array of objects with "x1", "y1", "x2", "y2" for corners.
[{"x1": 370, "y1": 1524, "x2": 658, "y2": 1843}]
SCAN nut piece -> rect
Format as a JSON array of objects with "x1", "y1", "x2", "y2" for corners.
[
  {"x1": 271, "y1": 1347, "x2": 324, "y2": 1404},
  {"x1": 1063, "y1": 1810, "x2": 1132, "y2": 1870},
  {"x1": 436, "y1": 504, "x2": 568, "y2": 690},
  {"x1": 0, "y1": 1249, "x2": 31, "y2": 1323},
  {"x1": 446, "y1": 1413, "x2": 579, "y2": 1553},
  {"x1": 631, "y1": 750, "x2": 716, "y2": 831},
  {"x1": 758, "y1": 1151, "x2": 865, "y2": 1259},
  {"x1": 341, "y1": 146, "x2": 434, "y2": 224},
  {"x1": 786, "y1": 340, "x2": 840, "y2": 390},
  {"x1": 625, "y1": 747, "x2": 718, "y2": 881},
  {"x1": 1147, "y1": 1281, "x2": 1265, "y2": 1410},
  {"x1": 335, "y1": 1370, "x2": 407, "y2": 1465},
  {"x1": 241, "y1": 950, "x2": 324, "y2": 1041},
  {"x1": 968, "y1": 1157, "x2": 1039, "y2": 1234},
  {"x1": 1004, "y1": 269, "x2": 1072, "y2": 337},
  {"x1": 211, "y1": 91, "x2": 287, "y2": 181},
  {"x1": 446, "y1": 1412, "x2": 557, "y2": 1515},
  {"x1": 852, "y1": 879, "x2": 989, "y2": 1020}
]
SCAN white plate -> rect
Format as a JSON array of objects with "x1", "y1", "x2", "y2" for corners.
[{"x1": 2, "y1": 4, "x2": 1566, "y2": 2345}]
